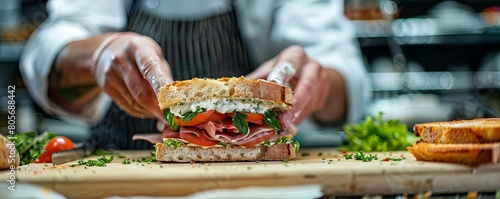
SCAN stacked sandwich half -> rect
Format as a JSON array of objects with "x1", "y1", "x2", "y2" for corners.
[{"x1": 407, "y1": 118, "x2": 500, "y2": 166}]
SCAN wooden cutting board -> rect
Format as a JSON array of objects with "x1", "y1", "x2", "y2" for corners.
[{"x1": 2, "y1": 148, "x2": 500, "y2": 198}]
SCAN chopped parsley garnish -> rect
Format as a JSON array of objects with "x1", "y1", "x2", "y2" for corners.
[
  {"x1": 182, "y1": 108, "x2": 207, "y2": 122},
  {"x1": 382, "y1": 157, "x2": 406, "y2": 161},
  {"x1": 122, "y1": 159, "x2": 131, "y2": 164},
  {"x1": 70, "y1": 156, "x2": 114, "y2": 167},
  {"x1": 264, "y1": 110, "x2": 281, "y2": 131},
  {"x1": 301, "y1": 153, "x2": 310, "y2": 157},
  {"x1": 343, "y1": 152, "x2": 378, "y2": 162},
  {"x1": 232, "y1": 111, "x2": 249, "y2": 134},
  {"x1": 164, "y1": 110, "x2": 179, "y2": 131},
  {"x1": 136, "y1": 151, "x2": 157, "y2": 163},
  {"x1": 318, "y1": 152, "x2": 323, "y2": 156},
  {"x1": 163, "y1": 139, "x2": 182, "y2": 149}
]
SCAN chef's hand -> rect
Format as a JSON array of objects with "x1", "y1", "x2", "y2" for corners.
[
  {"x1": 93, "y1": 32, "x2": 173, "y2": 121},
  {"x1": 246, "y1": 45, "x2": 330, "y2": 127}
]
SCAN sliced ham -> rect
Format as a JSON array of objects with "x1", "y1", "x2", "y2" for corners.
[
  {"x1": 133, "y1": 118, "x2": 283, "y2": 147},
  {"x1": 233, "y1": 125, "x2": 275, "y2": 146},
  {"x1": 189, "y1": 120, "x2": 276, "y2": 146},
  {"x1": 163, "y1": 128, "x2": 181, "y2": 138},
  {"x1": 132, "y1": 133, "x2": 164, "y2": 144}
]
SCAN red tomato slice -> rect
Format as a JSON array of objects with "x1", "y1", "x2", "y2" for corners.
[
  {"x1": 240, "y1": 130, "x2": 276, "y2": 147},
  {"x1": 180, "y1": 133, "x2": 219, "y2": 147},
  {"x1": 207, "y1": 111, "x2": 228, "y2": 122},
  {"x1": 176, "y1": 111, "x2": 215, "y2": 126},
  {"x1": 227, "y1": 112, "x2": 264, "y2": 125}
]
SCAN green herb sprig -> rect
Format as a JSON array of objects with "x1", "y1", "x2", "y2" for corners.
[
  {"x1": 164, "y1": 110, "x2": 179, "y2": 131},
  {"x1": 232, "y1": 111, "x2": 249, "y2": 134},
  {"x1": 264, "y1": 110, "x2": 281, "y2": 131},
  {"x1": 7, "y1": 131, "x2": 56, "y2": 166}
]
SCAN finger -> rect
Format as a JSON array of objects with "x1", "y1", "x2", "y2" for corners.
[
  {"x1": 104, "y1": 80, "x2": 148, "y2": 118},
  {"x1": 127, "y1": 38, "x2": 173, "y2": 95},
  {"x1": 110, "y1": 52, "x2": 163, "y2": 119},
  {"x1": 157, "y1": 120, "x2": 167, "y2": 132},
  {"x1": 289, "y1": 60, "x2": 325, "y2": 124},
  {"x1": 274, "y1": 45, "x2": 308, "y2": 79},
  {"x1": 245, "y1": 56, "x2": 277, "y2": 79},
  {"x1": 107, "y1": 58, "x2": 151, "y2": 117}
]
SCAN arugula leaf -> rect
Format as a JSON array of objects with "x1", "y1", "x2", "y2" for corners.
[
  {"x1": 264, "y1": 110, "x2": 281, "y2": 131},
  {"x1": 217, "y1": 142, "x2": 228, "y2": 147},
  {"x1": 293, "y1": 140, "x2": 301, "y2": 153},
  {"x1": 232, "y1": 111, "x2": 249, "y2": 134},
  {"x1": 261, "y1": 140, "x2": 271, "y2": 146},
  {"x1": 163, "y1": 139, "x2": 182, "y2": 149},
  {"x1": 182, "y1": 108, "x2": 207, "y2": 122},
  {"x1": 164, "y1": 110, "x2": 179, "y2": 131},
  {"x1": 275, "y1": 136, "x2": 289, "y2": 144},
  {"x1": 341, "y1": 112, "x2": 417, "y2": 152}
]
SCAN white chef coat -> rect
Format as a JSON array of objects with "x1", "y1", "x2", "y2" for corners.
[{"x1": 20, "y1": 0, "x2": 371, "y2": 126}]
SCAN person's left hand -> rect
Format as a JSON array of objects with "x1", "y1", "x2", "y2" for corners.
[{"x1": 246, "y1": 45, "x2": 330, "y2": 131}]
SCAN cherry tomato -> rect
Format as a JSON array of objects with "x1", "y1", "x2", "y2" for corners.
[{"x1": 33, "y1": 136, "x2": 76, "y2": 163}]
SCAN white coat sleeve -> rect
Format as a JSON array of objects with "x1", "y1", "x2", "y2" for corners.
[
  {"x1": 20, "y1": 0, "x2": 127, "y2": 125},
  {"x1": 270, "y1": 0, "x2": 372, "y2": 123}
]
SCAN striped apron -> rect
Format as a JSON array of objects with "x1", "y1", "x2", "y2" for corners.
[{"x1": 90, "y1": 1, "x2": 256, "y2": 150}]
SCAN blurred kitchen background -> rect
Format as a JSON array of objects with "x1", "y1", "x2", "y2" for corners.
[{"x1": 1, "y1": 0, "x2": 500, "y2": 145}]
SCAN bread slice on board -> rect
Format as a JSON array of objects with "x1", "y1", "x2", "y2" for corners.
[
  {"x1": 157, "y1": 77, "x2": 293, "y2": 110},
  {"x1": 407, "y1": 141, "x2": 500, "y2": 166},
  {"x1": 414, "y1": 118, "x2": 500, "y2": 144},
  {"x1": 155, "y1": 143, "x2": 296, "y2": 162}
]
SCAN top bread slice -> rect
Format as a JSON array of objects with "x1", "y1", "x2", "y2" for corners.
[
  {"x1": 157, "y1": 77, "x2": 293, "y2": 110},
  {"x1": 414, "y1": 118, "x2": 500, "y2": 144}
]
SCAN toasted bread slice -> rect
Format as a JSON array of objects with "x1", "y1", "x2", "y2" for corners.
[
  {"x1": 155, "y1": 142, "x2": 296, "y2": 162},
  {"x1": 407, "y1": 141, "x2": 500, "y2": 166},
  {"x1": 414, "y1": 118, "x2": 500, "y2": 144},
  {"x1": 157, "y1": 77, "x2": 293, "y2": 110}
]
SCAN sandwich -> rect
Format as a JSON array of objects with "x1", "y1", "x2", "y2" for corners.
[
  {"x1": 134, "y1": 77, "x2": 298, "y2": 162},
  {"x1": 407, "y1": 118, "x2": 500, "y2": 166}
]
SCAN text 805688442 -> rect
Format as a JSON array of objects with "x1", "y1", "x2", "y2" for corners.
[{"x1": 7, "y1": 85, "x2": 15, "y2": 135}]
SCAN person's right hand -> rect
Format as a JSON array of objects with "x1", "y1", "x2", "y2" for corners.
[{"x1": 93, "y1": 32, "x2": 173, "y2": 121}]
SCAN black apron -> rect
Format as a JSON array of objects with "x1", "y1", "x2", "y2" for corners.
[{"x1": 90, "y1": 1, "x2": 255, "y2": 150}]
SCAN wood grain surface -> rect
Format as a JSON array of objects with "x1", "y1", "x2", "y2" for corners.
[{"x1": 2, "y1": 148, "x2": 499, "y2": 198}]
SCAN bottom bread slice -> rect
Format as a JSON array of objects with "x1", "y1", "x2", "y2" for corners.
[
  {"x1": 155, "y1": 143, "x2": 296, "y2": 162},
  {"x1": 407, "y1": 141, "x2": 500, "y2": 166}
]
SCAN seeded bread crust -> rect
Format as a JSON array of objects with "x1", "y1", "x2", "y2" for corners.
[
  {"x1": 0, "y1": 135, "x2": 19, "y2": 170},
  {"x1": 407, "y1": 141, "x2": 500, "y2": 167},
  {"x1": 157, "y1": 77, "x2": 293, "y2": 110},
  {"x1": 155, "y1": 142, "x2": 296, "y2": 162},
  {"x1": 414, "y1": 118, "x2": 500, "y2": 144}
]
